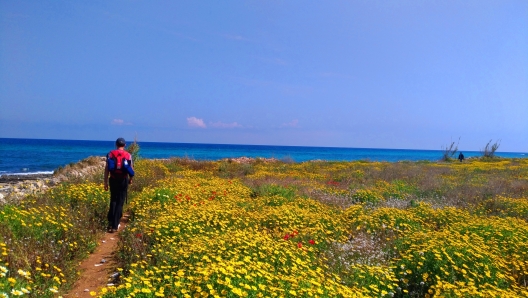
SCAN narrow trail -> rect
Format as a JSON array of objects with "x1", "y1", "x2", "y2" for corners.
[{"x1": 64, "y1": 214, "x2": 130, "y2": 297}]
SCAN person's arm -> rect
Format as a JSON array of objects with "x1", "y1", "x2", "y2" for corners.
[{"x1": 129, "y1": 158, "x2": 134, "y2": 184}]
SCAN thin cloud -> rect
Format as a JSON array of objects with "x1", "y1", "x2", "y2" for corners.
[
  {"x1": 187, "y1": 117, "x2": 207, "y2": 128},
  {"x1": 210, "y1": 121, "x2": 243, "y2": 128},
  {"x1": 111, "y1": 119, "x2": 132, "y2": 125},
  {"x1": 281, "y1": 119, "x2": 299, "y2": 128}
]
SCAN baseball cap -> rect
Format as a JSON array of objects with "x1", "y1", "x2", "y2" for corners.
[{"x1": 115, "y1": 138, "x2": 126, "y2": 147}]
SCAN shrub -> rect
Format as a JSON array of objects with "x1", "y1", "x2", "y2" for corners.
[
  {"x1": 250, "y1": 184, "x2": 296, "y2": 201},
  {"x1": 482, "y1": 139, "x2": 501, "y2": 159},
  {"x1": 217, "y1": 160, "x2": 255, "y2": 178},
  {"x1": 126, "y1": 137, "x2": 141, "y2": 161},
  {"x1": 441, "y1": 138, "x2": 459, "y2": 162},
  {"x1": 128, "y1": 159, "x2": 170, "y2": 192}
]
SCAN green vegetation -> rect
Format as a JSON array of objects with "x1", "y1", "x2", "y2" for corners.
[
  {"x1": 0, "y1": 183, "x2": 108, "y2": 297},
  {"x1": 1, "y1": 157, "x2": 528, "y2": 297},
  {"x1": 126, "y1": 137, "x2": 141, "y2": 162}
]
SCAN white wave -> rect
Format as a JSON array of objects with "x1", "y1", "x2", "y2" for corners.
[{"x1": 2, "y1": 171, "x2": 54, "y2": 176}]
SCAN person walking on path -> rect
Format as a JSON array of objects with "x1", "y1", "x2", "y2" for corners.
[
  {"x1": 104, "y1": 138, "x2": 134, "y2": 233},
  {"x1": 458, "y1": 152, "x2": 465, "y2": 162}
]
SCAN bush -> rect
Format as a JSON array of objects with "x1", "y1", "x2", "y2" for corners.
[
  {"x1": 441, "y1": 138, "x2": 459, "y2": 161},
  {"x1": 128, "y1": 159, "x2": 170, "y2": 192},
  {"x1": 482, "y1": 139, "x2": 501, "y2": 159},
  {"x1": 250, "y1": 184, "x2": 296, "y2": 201},
  {"x1": 126, "y1": 137, "x2": 140, "y2": 161}
]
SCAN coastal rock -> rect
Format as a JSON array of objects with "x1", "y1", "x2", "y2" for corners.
[
  {"x1": 0, "y1": 156, "x2": 106, "y2": 204},
  {"x1": 222, "y1": 157, "x2": 279, "y2": 164}
]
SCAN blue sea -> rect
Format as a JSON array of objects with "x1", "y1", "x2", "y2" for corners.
[{"x1": 0, "y1": 138, "x2": 526, "y2": 175}]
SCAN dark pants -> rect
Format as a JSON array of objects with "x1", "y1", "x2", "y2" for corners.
[{"x1": 108, "y1": 177, "x2": 128, "y2": 230}]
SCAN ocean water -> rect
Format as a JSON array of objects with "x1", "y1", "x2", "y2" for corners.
[{"x1": 0, "y1": 138, "x2": 526, "y2": 175}]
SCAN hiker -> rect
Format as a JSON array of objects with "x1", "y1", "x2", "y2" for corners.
[
  {"x1": 458, "y1": 152, "x2": 465, "y2": 162},
  {"x1": 104, "y1": 138, "x2": 134, "y2": 233}
]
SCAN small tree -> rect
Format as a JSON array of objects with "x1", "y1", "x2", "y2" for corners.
[
  {"x1": 482, "y1": 139, "x2": 500, "y2": 159},
  {"x1": 126, "y1": 135, "x2": 141, "y2": 161},
  {"x1": 441, "y1": 137, "x2": 460, "y2": 162}
]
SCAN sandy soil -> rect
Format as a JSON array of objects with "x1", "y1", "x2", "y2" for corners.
[{"x1": 63, "y1": 214, "x2": 129, "y2": 297}]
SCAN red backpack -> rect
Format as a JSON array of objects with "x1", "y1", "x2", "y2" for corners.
[{"x1": 107, "y1": 150, "x2": 133, "y2": 178}]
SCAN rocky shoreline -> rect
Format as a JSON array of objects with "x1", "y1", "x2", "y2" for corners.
[
  {"x1": 0, "y1": 156, "x2": 106, "y2": 204},
  {"x1": 0, "y1": 173, "x2": 54, "y2": 184},
  {"x1": 0, "y1": 173, "x2": 54, "y2": 204}
]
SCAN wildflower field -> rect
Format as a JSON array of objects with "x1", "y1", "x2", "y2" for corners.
[{"x1": 1, "y1": 157, "x2": 528, "y2": 297}]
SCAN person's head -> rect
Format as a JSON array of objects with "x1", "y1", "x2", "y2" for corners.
[{"x1": 115, "y1": 137, "x2": 126, "y2": 148}]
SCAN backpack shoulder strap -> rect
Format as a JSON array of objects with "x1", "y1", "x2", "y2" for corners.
[
  {"x1": 123, "y1": 151, "x2": 132, "y2": 160},
  {"x1": 110, "y1": 150, "x2": 124, "y2": 158}
]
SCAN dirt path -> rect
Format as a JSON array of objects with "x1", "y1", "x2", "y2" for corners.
[{"x1": 64, "y1": 214, "x2": 129, "y2": 297}]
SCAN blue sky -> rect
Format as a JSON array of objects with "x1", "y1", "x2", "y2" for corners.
[{"x1": 1, "y1": 1, "x2": 527, "y2": 152}]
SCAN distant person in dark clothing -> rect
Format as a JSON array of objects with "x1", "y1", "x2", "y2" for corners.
[
  {"x1": 458, "y1": 152, "x2": 465, "y2": 162},
  {"x1": 104, "y1": 138, "x2": 134, "y2": 233}
]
